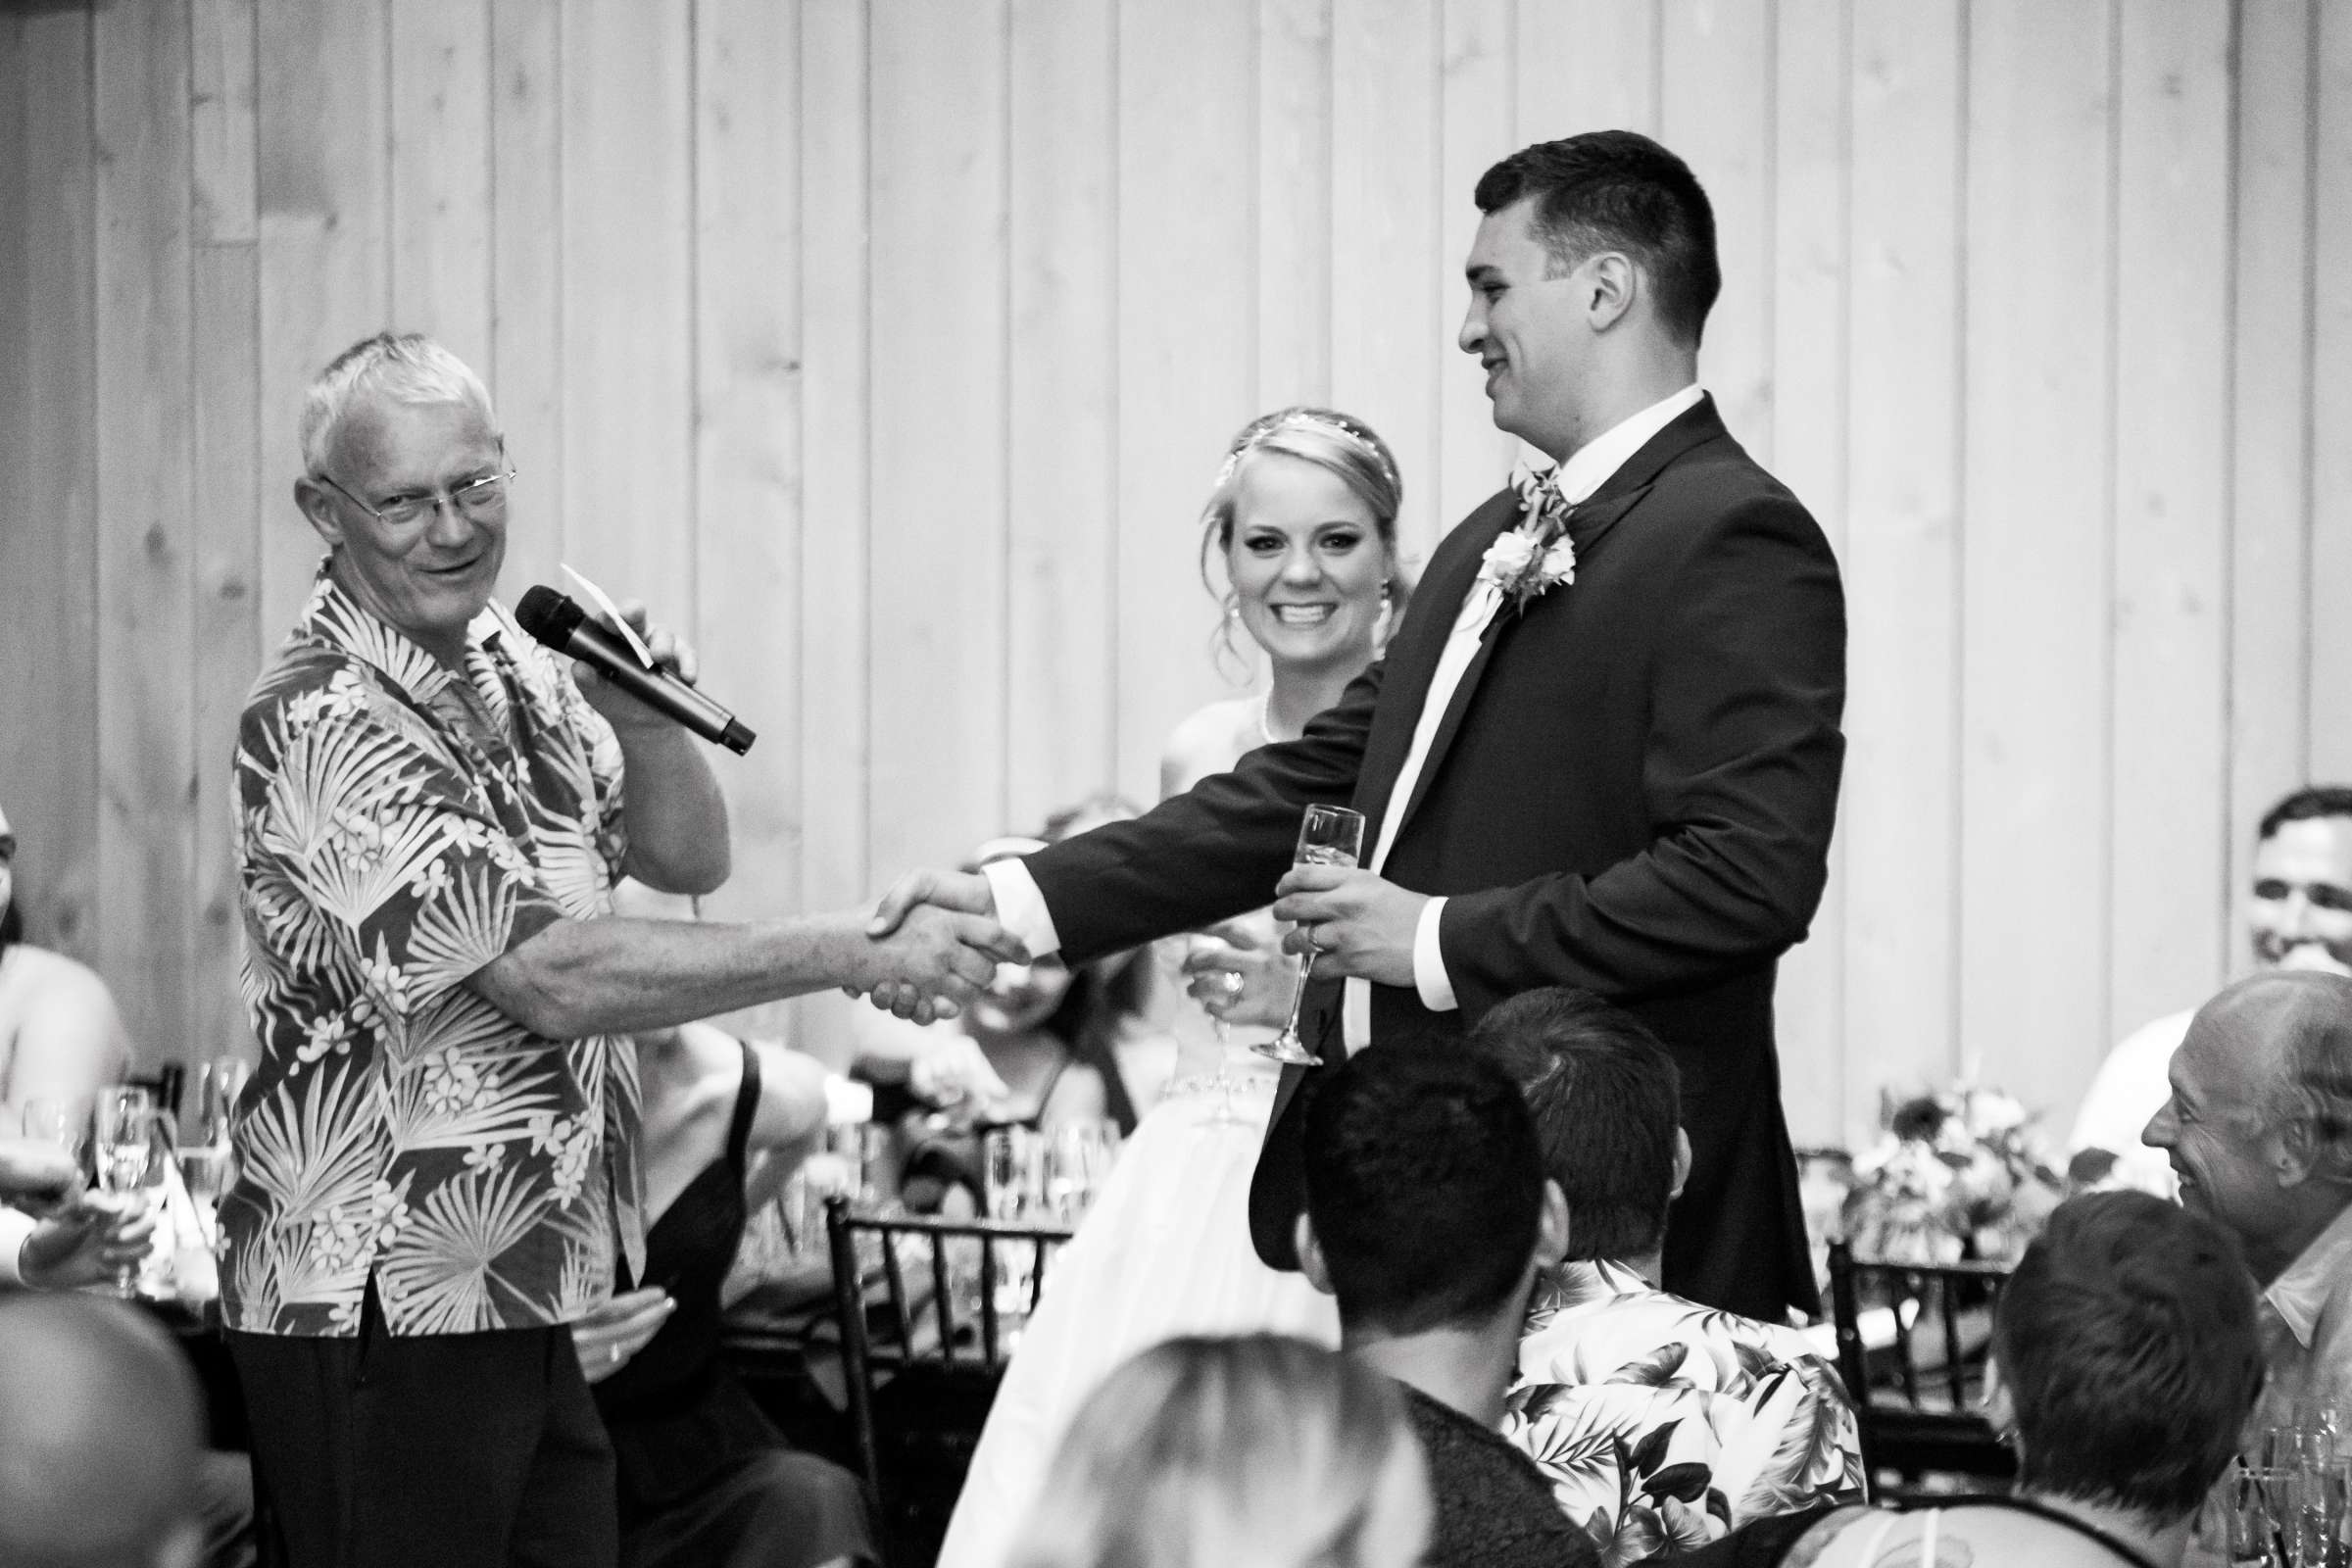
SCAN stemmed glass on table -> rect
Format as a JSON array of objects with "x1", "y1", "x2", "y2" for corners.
[
  {"x1": 1253, "y1": 805, "x2": 1367, "y2": 1067},
  {"x1": 91, "y1": 1085, "x2": 156, "y2": 1298},
  {"x1": 1184, "y1": 942, "x2": 1251, "y2": 1127}
]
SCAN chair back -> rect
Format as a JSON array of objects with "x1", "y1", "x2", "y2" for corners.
[
  {"x1": 1825, "y1": 1240, "x2": 2016, "y2": 1495},
  {"x1": 827, "y1": 1199, "x2": 1074, "y2": 1567}
]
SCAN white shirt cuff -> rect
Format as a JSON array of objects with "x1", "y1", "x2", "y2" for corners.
[
  {"x1": 979, "y1": 858, "x2": 1064, "y2": 960},
  {"x1": 1412, "y1": 896, "x2": 1458, "y2": 1012},
  {"x1": 0, "y1": 1206, "x2": 34, "y2": 1288}
]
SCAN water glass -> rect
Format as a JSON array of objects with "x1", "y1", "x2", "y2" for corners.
[
  {"x1": 982, "y1": 1126, "x2": 1047, "y2": 1222},
  {"x1": 1256, "y1": 805, "x2": 1367, "y2": 1066}
]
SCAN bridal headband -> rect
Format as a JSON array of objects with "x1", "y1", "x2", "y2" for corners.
[{"x1": 1213, "y1": 409, "x2": 1399, "y2": 494}]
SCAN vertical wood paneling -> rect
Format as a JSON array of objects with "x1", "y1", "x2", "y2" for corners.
[
  {"x1": 1516, "y1": 0, "x2": 1657, "y2": 141},
  {"x1": 0, "y1": 9, "x2": 100, "y2": 959},
  {"x1": 792, "y1": 0, "x2": 873, "y2": 1057},
  {"x1": 1960, "y1": 0, "x2": 2116, "y2": 1115},
  {"x1": 1663, "y1": 0, "x2": 1776, "y2": 459},
  {"x1": 1332, "y1": 0, "x2": 1444, "y2": 561},
  {"x1": 1006, "y1": 0, "x2": 1118, "y2": 832},
  {"x1": 1768, "y1": 0, "x2": 1849, "y2": 1147},
  {"x1": 1259, "y1": 0, "x2": 1333, "y2": 408},
  {"x1": 692, "y1": 0, "x2": 803, "y2": 1044},
  {"x1": 865, "y1": 1, "x2": 1011, "y2": 873},
  {"x1": 9, "y1": 2, "x2": 2337, "y2": 1112},
  {"x1": 1114, "y1": 0, "x2": 1258, "y2": 803},
  {"x1": 1842, "y1": 0, "x2": 1962, "y2": 1138},
  {"x1": 559, "y1": 0, "x2": 692, "y2": 616},
  {"x1": 2109, "y1": 5, "x2": 2232, "y2": 1026},
  {"x1": 93, "y1": 0, "x2": 197, "y2": 1055},
  {"x1": 389, "y1": 0, "x2": 494, "y2": 370},
  {"x1": 2310, "y1": 4, "x2": 2352, "y2": 781},
  {"x1": 1435, "y1": 0, "x2": 1517, "y2": 539},
  {"x1": 2229, "y1": 0, "x2": 2316, "y2": 947},
  {"x1": 488, "y1": 0, "x2": 564, "y2": 599},
  {"x1": 191, "y1": 0, "x2": 264, "y2": 1064},
  {"x1": 256, "y1": 0, "x2": 388, "y2": 638}
]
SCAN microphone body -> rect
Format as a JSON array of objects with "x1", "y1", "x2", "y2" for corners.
[{"x1": 514, "y1": 586, "x2": 757, "y2": 755}]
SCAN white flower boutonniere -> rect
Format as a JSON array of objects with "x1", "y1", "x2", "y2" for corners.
[{"x1": 1480, "y1": 468, "x2": 1578, "y2": 612}]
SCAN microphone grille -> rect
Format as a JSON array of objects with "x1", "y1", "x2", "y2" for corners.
[{"x1": 514, "y1": 586, "x2": 582, "y2": 648}]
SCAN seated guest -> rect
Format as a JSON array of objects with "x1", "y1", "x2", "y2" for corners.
[
  {"x1": 1297, "y1": 1044, "x2": 1594, "y2": 1568},
  {"x1": 2143, "y1": 968, "x2": 2352, "y2": 1430},
  {"x1": 2074, "y1": 785, "x2": 2352, "y2": 1195},
  {"x1": 571, "y1": 1019, "x2": 876, "y2": 1568},
  {"x1": 1705, "y1": 1191, "x2": 2262, "y2": 1568},
  {"x1": 0, "y1": 796, "x2": 132, "y2": 1120},
  {"x1": 1473, "y1": 988, "x2": 1863, "y2": 1564},
  {"x1": 0, "y1": 1293, "x2": 207, "y2": 1568},
  {"x1": 1003, "y1": 1332, "x2": 1431, "y2": 1568},
  {"x1": 861, "y1": 797, "x2": 1172, "y2": 1212}
]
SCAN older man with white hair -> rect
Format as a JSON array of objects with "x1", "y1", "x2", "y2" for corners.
[
  {"x1": 223, "y1": 332, "x2": 1024, "y2": 1568},
  {"x1": 2143, "y1": 969, "x2": 2352, "y2": 1432}
]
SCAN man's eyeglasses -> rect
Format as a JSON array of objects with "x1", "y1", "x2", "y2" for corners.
[{"x1": 315, "y1": 467, "x2": 517, "y2": 529}]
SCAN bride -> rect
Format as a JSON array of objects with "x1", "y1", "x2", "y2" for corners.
[{"x1": 935, "y1": 408, "x2": 1409, "y2": 1568}]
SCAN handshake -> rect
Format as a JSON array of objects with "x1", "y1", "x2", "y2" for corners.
[{"x1": 841, "y1": 868, "x2": 1022, "y2": 1024}]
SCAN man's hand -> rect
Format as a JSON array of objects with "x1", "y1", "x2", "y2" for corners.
[
  {"x1": 570, "y1": 1286, "x2": 676, "y2": 1385},
  {"x1": 855, "y1": 869, "x2": 1014, "y2": 1023},
  {"x1": 570, "y1": 599, "x2": 699, "y2": 735},
  {"x1": 19, "y1": 1192, "x2": 155, "y2": 1291},
  {"x1": 1270, "y1": 864, "x2": 1428, "y2": 990},
  {"x1": 0, "y1": 1137, "x2": 79, "y2": 1217},
  {"x1": 1182, "y1": 914, "x2": 1297, "y2": 1030},
  {"x1": 848, "y1": 894, "x2": 1028, "y2": 1025}
]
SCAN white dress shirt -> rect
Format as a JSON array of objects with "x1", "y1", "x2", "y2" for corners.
[{"x1": 987, "y1": 384, "x2": 1706, "y2": 1052}]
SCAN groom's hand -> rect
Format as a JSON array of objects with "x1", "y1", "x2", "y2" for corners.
[
  {"x1": 1271, "y1": 865, "x2": 1426, "y2": 989},
  {"x1": 855, "y1": 868, "x2": 1018, "y2": 1021}
]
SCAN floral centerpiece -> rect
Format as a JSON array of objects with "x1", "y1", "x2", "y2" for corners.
[{"x1": 1836, "y1": 1083, "x2": 2066, "y2": 1266}]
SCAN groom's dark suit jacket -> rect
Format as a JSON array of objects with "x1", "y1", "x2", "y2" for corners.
[{"x1": 1024, "y1": 396, "x2": 1845, "y2": 1321}]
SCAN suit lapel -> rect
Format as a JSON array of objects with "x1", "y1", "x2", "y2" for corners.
[
  {"x1": 1352, "y1": 488, "x2": 1523, "y2": 844},
  {"x1": 1378, "y1": 396, "x2": 1732, "y2": 853}
]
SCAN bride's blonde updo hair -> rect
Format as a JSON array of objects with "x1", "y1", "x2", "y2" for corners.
[
  {"x1": 1004, "y1": 1334, "x2": 1429, "y2": 1568},
  {"x1": 1199, "y1": 407, "x2": 1413, "y2": 626}
]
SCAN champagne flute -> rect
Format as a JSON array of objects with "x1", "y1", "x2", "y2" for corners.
[
  {"x1": 91, "y1": 1085, "x2": 155, "y2": 1298},
  {"x1": 177, "y1": 1057, "x2": 245, "y2": 1243},
  {"x1": 1254, "y1": 805, "x2": 1367, "y2": 1067}
]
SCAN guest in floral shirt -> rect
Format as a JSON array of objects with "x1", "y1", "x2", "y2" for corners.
[
  {"x1": 1473, "y1": 989, "x2": 1864, "y2": 1566},
  {"x1": 224, "y1": 333, "x2": 1027, "y2": 1568}
]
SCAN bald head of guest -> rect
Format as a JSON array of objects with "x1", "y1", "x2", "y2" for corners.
[
  {"x1": 0, "y1": 1294, "x2": 205, "y2": 1568},
  {"x1": 2144, "y1": 969, "x2": 2352, "y2": 1282}
]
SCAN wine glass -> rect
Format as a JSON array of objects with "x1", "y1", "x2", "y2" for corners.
[
  {"x1": 1254, "y1": 805, "x2": 1367, "y2": 1066},
  {"x1": 91, "y1": 1085, "x2": 156, "y2": 1298},
  {"x1": 1188, "y1": 956, "x2": 1250, "y2": 1127},
  {"x1": 21, "y1": 1097, "x2": 85, "y2": 1161}
]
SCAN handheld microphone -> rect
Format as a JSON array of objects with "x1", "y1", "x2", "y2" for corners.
[{"x1": 514, "y1": 586, "x2": 758, "y2": 756}]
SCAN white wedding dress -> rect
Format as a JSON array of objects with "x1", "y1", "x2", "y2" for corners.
[{"x1": 933, "y1": 1000, "x2": 1340, "y2": 1568}]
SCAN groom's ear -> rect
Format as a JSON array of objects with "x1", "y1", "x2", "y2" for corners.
[
  {"x1": 1583, "y1": 251, "x2": 1639, "y2": 333},
  {"x1": 1296, "y1": 1213, "x2": 1336, "y2": 1299},
  {"x1": 1533, "y1": 1179, "x2": 1570, "y2": 1273}
]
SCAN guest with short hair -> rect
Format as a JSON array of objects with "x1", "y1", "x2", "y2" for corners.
[
  {"x1": 1002, "y1": 1333, "x2": 1430, "y2": 1568},
  {"x1": 0, "y1": 1293, "x2": 208, "y2": 1568},
  {"x1": 2073, "y1": 785, "x2": 2352, "y2": 1194},
  {"x1": 224, "y1": 331, "x2": 1023, "y2": 1568},
  {"x1": 1474, "y1": 988, "x2": 1862, "y2": 1564},
  {"x1": 2142, "y1": 968, "x2": 2352, "y2": 1431},
  {"x1": 1708, "y1": 1191, "x2": 2263, "y2": 1568},
  {"x1": 1297, "y1": 1044, "x2": 1594, "y2": 1568}
]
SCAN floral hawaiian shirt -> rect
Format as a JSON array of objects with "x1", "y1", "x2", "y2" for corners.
[
  {"x1": 1502, "y1": 1258, "x2": 1865, "y2": 1566},
  {"x1": 221, "y1": 569, "x2": 645, "y2": 1338}
]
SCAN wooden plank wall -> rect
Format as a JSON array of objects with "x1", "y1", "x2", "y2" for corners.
[{"x1": 0, "y1": 0, "x2": 2329, "y2": 1152}]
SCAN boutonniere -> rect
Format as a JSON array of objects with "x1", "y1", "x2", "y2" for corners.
[{"x1": 1480, "y1": 464, "x2": 1578, "y2": 612}]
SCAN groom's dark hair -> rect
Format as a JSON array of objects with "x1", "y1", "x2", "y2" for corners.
[
  {"x1": 1300, "y1": 1045, "x2": 1544, "y2": 1337},
  {"x1": 1471, "y1": 988, "x2": 1682, "y2": 1262},
  {"x1": 1474, "y1": 129, "x2": 1720, "y2": 349}
]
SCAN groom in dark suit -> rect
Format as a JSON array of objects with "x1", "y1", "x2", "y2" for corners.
[{"x1": 870, "y1": 131, "x2": 1844, "y2": 1322}]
